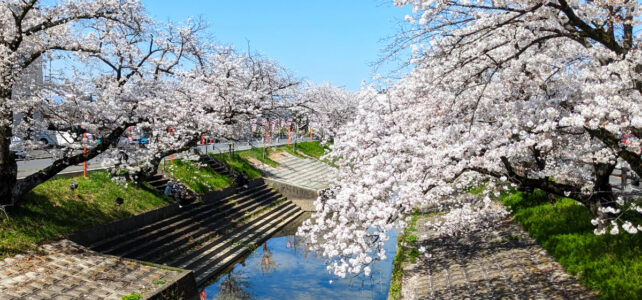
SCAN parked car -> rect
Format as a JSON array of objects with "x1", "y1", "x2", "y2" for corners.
[
  {"x1": 131, "y1": 137, "x2": 149, "y2": 144},
  {"x1": 34, "y1": 130, "x2": 74, "y2": 148},
  {"x1": 9, "y1": 137, "x2": 27, "y2": 159}
]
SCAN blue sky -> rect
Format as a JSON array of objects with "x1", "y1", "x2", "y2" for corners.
[{"x1": 143, "y1": 0, "x2": 411, "y2": 90}]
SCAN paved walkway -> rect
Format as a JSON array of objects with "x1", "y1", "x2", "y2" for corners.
[
  {"x1": 401, "y1": 215, "x2": 595, "y2": 300},
  {"x1": 254, "y1": 152, "x2": 334, "y2": 190},
  {"x1": 17, "y1": 137, "x2": 310, "y2": 179},
  {"x1": 0, "y1": 240, "x2": 187, "y2": 300}
]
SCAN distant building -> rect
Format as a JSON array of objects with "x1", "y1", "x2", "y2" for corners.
[{"x1": 12, "y1": 57, "x2": 44, "y2": 128}]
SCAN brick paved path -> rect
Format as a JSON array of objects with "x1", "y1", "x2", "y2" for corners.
[
  {"x1": 401, "y1": 216, "x2": 595, "y2": 300},
  {"x1": 0, "y1": 240, "x2": 185, "y2": 300}
]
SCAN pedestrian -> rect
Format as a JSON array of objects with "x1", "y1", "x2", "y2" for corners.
[
  {"x1": 235, "y1": 171, "x2": 249, "y2": 189},
  {"x1": 164, "y1": 181, "x2": 173, "y2": 197},
  {"x1": 242, "y1": 171, "x2": 249, "y2": 188},
  {"x1": 117, "y1": 149, "x2": 128, "y2": 164},
  {"x1": 172, "y1": 182, "x2": 185, "y2": 208}
]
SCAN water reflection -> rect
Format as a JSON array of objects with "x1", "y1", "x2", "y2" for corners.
[
  {"x1": 202, "y1": 214, "x2": 397, "y2": 300},
  {"x1": 260, "y1": 241, "x2": 277, "y2": 274},
  {"x1": 216, "y1": 271, "x2": 253, "y2": 300}
]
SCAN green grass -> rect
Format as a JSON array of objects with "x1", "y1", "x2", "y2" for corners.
[
  {"x1": 276, "y1": 144, "x2": 306, "y2": 158},
  {"x1": 122, "y1": 293, "x2": 142, "y2": 300},
  {"x1": 389, "y1": 211, "x2": 420, "y2": 300},
  {"x1": 292, "y1": 141, "x2": 330, "y2": 159},
  {"x1": 212, "y1": 143, "x2": 336, "y2": 180},
  {"x1": 239, "y1": 147, "x2": 279, "y2": 167},
  {"x1": 211, "y1": 147, "x2": 280, "y2": 179},
  {"x1": 282, "y1": 141, "x2": 338, "y2": 167},
  {"x1": 502, "y1": 190, "x2": 642, "y2": 300},
  {"x1": 161, "y1": 159, "x2": 231, "y2": 193},
  {"x1": 152, "y1": 279, "x2": 167, "y2": 285},
  {"x1": 0, "y1": 171, "x2": 170, "y2": 259}
]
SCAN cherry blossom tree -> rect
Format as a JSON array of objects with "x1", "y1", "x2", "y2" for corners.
[
  {"x1": 124, "y1": 49, "x2": 301, "y2": 177},
  {"x1": 301, "y1": 83, "x2": 359, "y2": 142},
  {"x1": 299, "y1": 0, "x2": 641, "y2": 277},
  {"x1": 0, "y1": 0, "x2": 202, "y2": 206}
]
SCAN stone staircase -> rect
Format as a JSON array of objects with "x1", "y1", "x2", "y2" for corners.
[
  {"x1": 84, "y1": 182, "x2": 303, "y2": 286},
  {"x1": 259, "y1": 153, "x2": 334, "y2": 190},
  {"x1": 146, "y1": 173, "x2": 171, "y2": 193},
  {"x1": 200, "y1": 155, "x2": 235, "y2": 178}
]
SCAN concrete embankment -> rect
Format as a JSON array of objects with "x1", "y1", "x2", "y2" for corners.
[
  {"x1": 0, "y1": 239, "x2": 195, "y2": 300},
  {"x1": 251, "y1": 152, "x2": 336, "y2": 212},
  {"x1": 71, "y1": 178, "x2": 303, "y2": 295}
]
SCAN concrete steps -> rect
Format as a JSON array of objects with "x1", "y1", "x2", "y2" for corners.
[
  {"x1": 260, "y1": 154, "x2": 334, "y2": 190},
  {"x1": 146, "y1": 173, "x2": 170, "y2": 192},
  {"x1": 84, "y1": 181, "x2": 303, "y2": 288},
  {"x1": 138, "y1": 192, "x2": 283, "y2": 263},
  {"x1": 173, "y1": 201, "x2": 296, "y2": 271},
  {"x1": 194, "y1": 204, "x2": 302, "y2": 285},
  {"x1": 200, "y1": 155, "x2": 234, "y2": 178}
]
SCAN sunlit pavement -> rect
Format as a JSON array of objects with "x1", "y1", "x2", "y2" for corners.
[{"x1": 401, "y1": 214, "x2": 595, "y2": 300}]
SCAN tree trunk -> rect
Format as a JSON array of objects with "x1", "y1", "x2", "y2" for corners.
[
  {"x1": 586, "y1": 162, "x2": 617, "y2": 215},
  {"x1": 585, "y1": 127, "x2": 641, "y2": 178},
  {"x1": 135, "y1": 137, "x2": 199, "y2": 180},
  {"x1": 10, "y1": 123, "x2": 133, "y2": 206},
  {"x1": 0, "y1": 111, "x2": 17, "y2": 206}
]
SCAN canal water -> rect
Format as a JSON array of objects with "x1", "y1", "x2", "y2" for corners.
[{"x1": 201, "y1": 213, "x2": 398, "y2": 300}]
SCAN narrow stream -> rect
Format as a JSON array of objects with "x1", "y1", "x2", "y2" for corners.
[{"x1": 201, "y1": 213, "x2": 398, "y2": 300}]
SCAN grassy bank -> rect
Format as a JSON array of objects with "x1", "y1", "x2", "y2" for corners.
[
  {"x1": 238, "y1": 147, "x2": 279, "y2": 167},
  {"x1": 296, "y1": 141, "x2": 330, "y2": 159},
  {"x1": 502, "y1": 190, "x2": 642, "y2": 299},
  {"x1": 389, "y1": 211, "x2": 420, "y2": 300},
  {"x1": 0, "y1": 171, "x2": 170, "y2": 259},
  {"x1": 276, "y1": 144, "x2": 305, "y2": 158},
  {"x1": 284, "y1": 141, "x2": 330, "y2": 159},
  {"x1": 207, "y1": 142, "x2": 334, "y2": 181},
  {"x1": 211, "y1": 148, "x2": 278, "y2": 179},
  {"x1": 280, "y1": 141, "x2": 338, "y2": 168},
  {"x1": 161, "y1": 159, "x2": 231, "y2": 193}
]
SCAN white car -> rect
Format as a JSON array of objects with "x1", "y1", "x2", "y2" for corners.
[
  {"x1": 34, "y1": 130, "x2": 74, "y2": 147},
  {"x1": 9, "y1": 137, "x2": 26, "y2": 159}
]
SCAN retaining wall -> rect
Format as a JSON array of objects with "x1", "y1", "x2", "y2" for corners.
[{"x1": 263, "y1": 177, "x2": 318, "y2": 212}]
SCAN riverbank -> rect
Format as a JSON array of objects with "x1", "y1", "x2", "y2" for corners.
[
  {"x1": 501, "y1": 190, "x2": 642, "y2": 299},
  {"x1": 0, "y1": 171, "x2": 171, "y2": 260},
  {"x1": 393, "y1": 189, "x2": 642, "y2": 299},
  {"x1": 394, "y1": 211, "x2": 594, "y2": 299}
]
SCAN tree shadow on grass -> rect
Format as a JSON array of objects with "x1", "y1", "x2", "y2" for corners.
[{"x1": 0, "y1": 192, "x2": 134, "y2": 258}]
